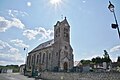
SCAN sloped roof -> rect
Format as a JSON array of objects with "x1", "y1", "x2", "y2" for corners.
[
  {"x1": 31, "y1": 39, "x2": 54, "y2": 52},
  {"x1": 61, "y1": 17, "x2": 69, "y2": 24},
  {"x1": 74, "y1": 61, "x2": 82, "y2": 66},
  {"x1": 55, "y1": 17, "x2": 70, "y2": 27}
]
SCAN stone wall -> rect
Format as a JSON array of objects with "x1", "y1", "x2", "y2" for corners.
[{"x1": 40, "y1": 72, "x2": 120, "y2": 80}]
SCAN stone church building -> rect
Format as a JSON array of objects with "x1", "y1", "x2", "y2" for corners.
[{"x1": 26, "y1": 17, "x2": 74, "y2": 72}]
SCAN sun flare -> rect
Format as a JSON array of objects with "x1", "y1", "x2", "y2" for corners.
[{"x1": 50, "y1": 0, "x2": 61, "y2": 5}]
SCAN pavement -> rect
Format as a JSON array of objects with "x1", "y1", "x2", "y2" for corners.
[{"x1": 0, "y1": 73, "x2": 36, "y2": 80}]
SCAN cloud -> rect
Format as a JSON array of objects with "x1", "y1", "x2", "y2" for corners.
[
  {"x1": 23, "y1": 27, "x2": 54, "y2": 40},
  {"x1": 36, "y1": 27, "x2": 54, "y2": 39},
  {"x1": 0, "y1": 16, "x2": 25, "y2": 32},
  {"x1": 0, "y1": 40, "x2": 12, "y2": 50},
  {"x1": 8, "y1": 10, "x2": 29, "y2": 17},
  {"x1": 23, "y1": 29, "x2": 39, "y2": 40},
  {"x1": 8, "y1": 10, "x2": 15, "y2": 17},
  {"x1": 110, "y1": 45, "x2": 120, "y2": 52},
  {"x1": 0, "y1": 40, "x2": 24, "y2": 65},
  {"x1": 10, "y1": 39, "x2": 29, "y2": 48},
  {"x1": 27, "y1": 2, "x2": 32, "y2": 7}
]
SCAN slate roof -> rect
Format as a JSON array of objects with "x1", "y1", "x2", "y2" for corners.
[
  {"x1": 30, "y1": 39, "x2": 54, "y2": 53},
  {"x1": 29, "y1": 17, "x2": 69, "y2": 54}
]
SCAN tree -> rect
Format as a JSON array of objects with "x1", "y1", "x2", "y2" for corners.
[
  {"x1": 92, "y1": 58, "x2": 96, "y2": 63},
  {"x1": 95, "y1": 56, "x2": 102, "y2": 64},
  {"x1": 91, "y1": 56, "x2": 102, "y2": 64},
  {"x1": 103, "y1": 50, "x2": 109, "y2": 58},
  {"x1": 117, "y1": 56, "x2": 120, "y2": 62},
  {"x1": 80, "y1": 59, "x2": 91, "y2": 65},
  {"x1": 102, "y1": 50, "x2": 111, "y2": 63}
]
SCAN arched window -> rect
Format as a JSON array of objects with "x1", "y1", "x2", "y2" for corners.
[
  {"x1": 64, "y1": 28, "x2": 69, "y2": 42},
  {"x1": 39, "y1": 52, "x2": 41, "y2": 64},
  {"x1": 32, "y1": 56, "x2": 34, "y2": 64},
  {"x1": 49, "y1": 53, "x2": 51, "y2": 60},
  {"x1": 42, "y1": 53, "x2": 45, "y2": 63},
  {"x1": 37, "y1": 55, "x2": 39, "y2": 64},
  {"x1": 33, "y1": 54, "x2": 36, "y2": 64}
]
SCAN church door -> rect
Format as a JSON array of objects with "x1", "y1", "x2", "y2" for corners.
[{"x1": 63, "y1": 62, "x2": 68, "y2": 72}]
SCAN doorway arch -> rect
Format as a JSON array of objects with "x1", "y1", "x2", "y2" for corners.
[{"x1": 63, "y1": 62, "x2": 68, "y2": 72}]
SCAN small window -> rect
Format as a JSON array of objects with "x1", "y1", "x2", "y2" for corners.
[
  {"x1": 42, "y1": 53, "x2": 45, "y2": 63},
  {"x1": 49, "y1": 53, "x2": 51, "y2": 60},
  {"x1": 56, "y1": 52, "x2": 58, "y2": 56},
  {"x1": 39, "y1": 53, "x2": 41, "y2": 64},
  {"x1": 37, "y1": 55, "x2": 39, "y2": 64},
  {"x1": 65, "y1": 46, "x2": 67, "y2": 50},
  {"x1": 32, "y1": 56, "x2": 34, "y2": 63}
]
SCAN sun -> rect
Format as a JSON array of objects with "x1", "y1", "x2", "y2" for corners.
[{"x1": 50, "y1": 0, "x2": 61, "y2": 5}]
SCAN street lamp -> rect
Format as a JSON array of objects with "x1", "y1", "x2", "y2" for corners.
[
  {"x1": 24, "y1": 47, "x2": 28, "y2": 76},
  {"x1": 108, "y1": 1, "x2": 120, "y2": 39}
]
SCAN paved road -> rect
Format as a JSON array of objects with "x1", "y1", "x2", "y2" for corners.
[{"x1": 0, "y1": 73, "x2": 35, "y2": 80}]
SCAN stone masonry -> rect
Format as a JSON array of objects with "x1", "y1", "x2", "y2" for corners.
[{"x1": 40, "y1": 72, "x2": 120, "y2": 80}]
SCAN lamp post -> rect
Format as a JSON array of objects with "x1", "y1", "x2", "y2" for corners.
[
  {"x1": 24, "y1": 47, "x2": 28, "y2": 76},
  {"x1": 108, "y1": 1, "x2": 120, "y2": 39}
]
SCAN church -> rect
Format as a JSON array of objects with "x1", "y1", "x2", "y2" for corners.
[{"x1": 26, "y1": 17, "x2": 74, "y2": 72}]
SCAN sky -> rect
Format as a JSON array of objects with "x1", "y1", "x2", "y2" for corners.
[{"x1": 0, "y1": 0, "x2": 120, "y2": 66}]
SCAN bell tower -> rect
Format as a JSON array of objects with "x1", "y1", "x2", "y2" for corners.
[
  {"x1": 54, "y1": 17, "x2": 70, "y2": 43},
  {"x1": 52, "y1": 17, "x2": 73, "y2": 71}
]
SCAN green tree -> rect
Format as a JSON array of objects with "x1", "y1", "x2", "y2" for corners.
[
  {"x1": 92, "y1": 58, "x2": 96, "y2": 63},
  {"x1": 80, "y1": 59, "x2": 91, "y2": 65},
  {"x1": 117, "y1": 56, "x2": 120, "y2": 62},
  {"x1": 102, "y1": 50, "x2": 111, "y2": 63},
  {"x1": 95, "y1": 56, "x2": 102, "y2": 64},
  {"x1": 91, "y1": 56, "x2": 102, "y2": 64}
]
